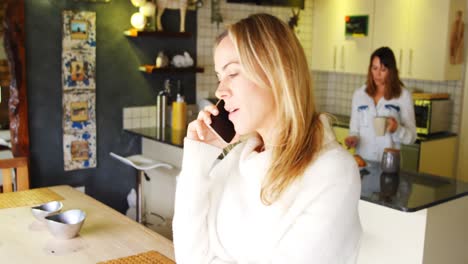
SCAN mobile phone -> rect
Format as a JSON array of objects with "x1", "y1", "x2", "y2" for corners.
[{"x1": 209, "y1": 100, "x2": 236, "y2": 144}]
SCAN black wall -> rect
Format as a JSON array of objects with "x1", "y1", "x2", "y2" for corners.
[{"x1": 25, "y1": 0, "x2": 196, "y2": 213}]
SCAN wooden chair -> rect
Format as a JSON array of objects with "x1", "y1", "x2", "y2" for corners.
[{"x1": 0, "y1": 157, "x2": 29, "y2": 193}]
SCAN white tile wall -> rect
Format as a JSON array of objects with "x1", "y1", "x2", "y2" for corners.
[
  {"x1": 123, "y1": 104, "x2": 198, "y2": 129},
  {"x1": 122, "y1": 106, "x2": 157, "y2": 129}
]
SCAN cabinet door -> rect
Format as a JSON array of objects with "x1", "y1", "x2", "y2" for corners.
[
  {"x1": 407, "y1": 0, "x2": 465, "y2": 80},
  {"x1": 373, "y1": 0, "x2": 411, "y2": 77},
  {"x1": 311, "y1": 0, "x2": 343, "y2": 72},
  {"x1": 312, "y1": 0, "x2": 373, "y2": 74},
  {"x1": 341, "y1": 0, "x2": 374, "y2": 74},
  {"x1": 407, "y1": 0, "x2": 450, "y2": 80},
  {"x1": 419, "y1": 137, "x2": 457, "y2": 178},
  {"x1": 332, "y1": 126, "x2": 355, "y2": 154}
]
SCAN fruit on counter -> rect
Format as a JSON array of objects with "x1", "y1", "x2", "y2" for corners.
[{"x1": 354, "y1": 154, "x2": 367, "y2": 167}]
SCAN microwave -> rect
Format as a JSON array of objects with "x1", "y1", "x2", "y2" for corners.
[{"x1": 414, "y1": 99, "x2": 452, "y2": 135}]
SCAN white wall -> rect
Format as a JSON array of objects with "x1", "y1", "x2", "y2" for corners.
[{"x1": 456, "y1": 0, "x2": 468, "y2": 181}]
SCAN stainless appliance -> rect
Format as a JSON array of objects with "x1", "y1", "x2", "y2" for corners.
[{"x1": 414, "y1": 98, "x2": 452, "y2": 135}]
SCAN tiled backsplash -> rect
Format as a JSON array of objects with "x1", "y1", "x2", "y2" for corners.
[
  {"x1": 123, "y1": 106, "x2": 157, "y2": 129},
  {"x1": 313, "y1": 71, "x2": 463, "y2": 133},
  {"x1": 123, "y1": 105, "x2": 198, "y2": 129}
]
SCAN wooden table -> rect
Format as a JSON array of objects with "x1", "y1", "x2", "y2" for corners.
[{"x1": 0, "y1": 185, "x2": 175, "y2": 263}]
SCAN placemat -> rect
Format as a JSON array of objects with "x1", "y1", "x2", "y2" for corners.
[
  {"x1": 0, "y1": 188, "x2": 64, "y2": 209},
  {"x1": 98, "y1": 250, "x2": 175, "y2": 264}
]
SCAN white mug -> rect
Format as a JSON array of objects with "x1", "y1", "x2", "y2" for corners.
[{"x1": 373, "y1": 116, "x2": 387, "y2": 136}]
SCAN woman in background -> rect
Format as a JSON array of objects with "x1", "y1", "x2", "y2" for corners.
[
  {"x1": 345, "y1": 47, "x2": 416, "y2": 162},
  {"x1": 172, "y1": 13, "x2": 362, "y2": 264}
]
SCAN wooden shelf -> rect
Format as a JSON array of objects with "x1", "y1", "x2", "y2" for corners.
[
  {"x1": 124, "y1": 29, "x2": 192, "y2": 38},
  {"x1": 138, "y1": 65, "x2": 204, "y2": 73}
]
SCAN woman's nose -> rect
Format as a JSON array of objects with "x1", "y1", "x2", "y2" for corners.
[{"x1": 215, "y1": 81, "x2": 231, "y2": 99}]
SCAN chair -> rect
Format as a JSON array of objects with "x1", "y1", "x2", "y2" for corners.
[
  {"x1": 110, "y1": 152, "x2": 173, "y2": 224},
  {"x1": 0, "y1": 157, "x2": 29, "y2": 193}
]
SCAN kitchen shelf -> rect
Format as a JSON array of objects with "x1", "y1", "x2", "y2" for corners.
[
  {"x1": 124, "y1": 29, "x2": 192, "y2": 38},
  {"x1": 138, "y1": 65, "x2": 204, "y2": 73}
]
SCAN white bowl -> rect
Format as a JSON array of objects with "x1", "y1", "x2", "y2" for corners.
[
  {"x1": 45, "y1": 209, "x2": 86, "y2": 239},
  {"x1": 31, "y1": 201, "x2": 63, "y2": 221}
]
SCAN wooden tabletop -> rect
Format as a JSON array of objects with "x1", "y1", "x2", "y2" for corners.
[{"x1": 0, "y1": 185, "x2": 175, "y2": 263}]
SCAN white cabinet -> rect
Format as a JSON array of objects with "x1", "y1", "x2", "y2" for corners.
[
  {"x1": 373, "y1": 0, "x2": 410, "y2": 73},
  {"x1": 311, "y1": 0, "x2": 342, "y2": 72},
  {"x1": 406, "y1": 0, "x2": 465, "y2": 80},
  {"x1": 312, "y1": 0, "x2": 374, "y2": 74},
  {"x1": 312, "y1": 0, "x2": 465, "y2": 80}
]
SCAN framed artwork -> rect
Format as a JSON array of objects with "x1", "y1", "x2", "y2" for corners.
[
  {"x1": 64, "y1": 132, "x2": 97, "y2": 171},
  {"x1": 71, "y1": 101, "x2": 88, "y2": 121},
  {"x1": 63, "y1": 92, "x2": 96, "y2": 133},
  {"x1": 62, "y1": 11, "x2": 96, "y2": 51},
  {"x1": 70, "y1": 20, "x2": 88, "y2": 40},
  {"x1": 62, "y1": 10, "x2": 97, "y2": 171},
  {"x1": 71, "y1": 140, "x2": 89, "y2": 160},
  {"x1": 62, "y1": 51, "x2": 95, "y2": 89},
  {"x1": 71, "y1": 61, "x2": 85, "y2": 81}
]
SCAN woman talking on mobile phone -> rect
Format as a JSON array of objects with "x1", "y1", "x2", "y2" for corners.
[{"x1": 172, "y1": 13, "x2": 362, "y2": 264}]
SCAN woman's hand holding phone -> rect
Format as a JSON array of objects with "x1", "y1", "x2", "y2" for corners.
[{"x1": 186, "y1": 100, "x2": 238, "y2": 149}]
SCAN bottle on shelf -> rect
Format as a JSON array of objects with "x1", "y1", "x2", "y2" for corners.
[
  {"x1": 156, "y1": 79, "x2": 171, "y2": 128},
  {"x1": 172, "y1": 80, "x2": 187, "y2": 130}
]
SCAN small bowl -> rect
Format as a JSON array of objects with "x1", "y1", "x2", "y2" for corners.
[
  {"x1": 31, "y1": 201, "x2": 63, "y2": 221},
  {"x1": 45, "y1": 209, "x2": 86, "y2": 239}
]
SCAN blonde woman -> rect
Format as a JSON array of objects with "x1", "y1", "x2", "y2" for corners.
[{"x1": 173, "y1": 13, "x2": 362, "y2": 263}]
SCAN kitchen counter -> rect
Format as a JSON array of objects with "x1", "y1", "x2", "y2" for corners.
[
  {"x1": 360, "y1": 161, "x2": 468, "y2": 212},
  {"x1": 126, "y1": 126, "x2": 467, "y2": 212},
  {"x1": 125, "y1": 127, "x2": 185, "y2": 148},
  {"x1": 126, "y1": 128, "x2": 468, "y2": 263}
]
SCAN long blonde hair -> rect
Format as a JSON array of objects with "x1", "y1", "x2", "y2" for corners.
[{"x1": 222, "y1": 13, "x2": 323, "y2": 205}]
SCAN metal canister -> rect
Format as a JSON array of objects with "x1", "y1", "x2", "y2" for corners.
[
  {"x1": 156, "y1": 79, "x2": 171, "y2": 128},
  {"x1": 156, "y1": 91, "x2": 167, "y2": 128}
]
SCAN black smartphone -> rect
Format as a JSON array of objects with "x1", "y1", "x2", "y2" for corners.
[{"x1": 209, "y1": 100, "x2": 236, "y2": 144}]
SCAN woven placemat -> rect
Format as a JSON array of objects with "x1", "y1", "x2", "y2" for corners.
[
  {"x1": 0, "y1": 188, "x2": 64, "y2": 209},
  {"x1": 98, "y1": 250, "x2": 175, "y2": 264}
]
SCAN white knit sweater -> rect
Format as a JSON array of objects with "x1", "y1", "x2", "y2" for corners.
[{"x1": 173, "y1": 118, "x2": 362, "y2": 264}]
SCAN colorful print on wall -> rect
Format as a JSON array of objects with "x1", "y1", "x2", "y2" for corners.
[
  {"x1": 62, "y1": 11, "x2": 96, "y2": 51},
  {"x1": 62, "y1": 10, "x2": 97, "y2": 171},
  {"x1": 64, "y1": 132, "x2": 97, "y2": 170},
  {"x1": 63, "y1": 92, "x2": 96, "y2": 131},
  {"x1": 62, "y1": 51, "x2": 96, "y2": 89}
]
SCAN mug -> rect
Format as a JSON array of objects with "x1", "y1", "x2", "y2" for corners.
[
  {"x1": 373, "y1": 116, "x2": 387, "y2": 136},
  {"x1": 381, "y1": 148, "x2": 400, "y2": 173}
]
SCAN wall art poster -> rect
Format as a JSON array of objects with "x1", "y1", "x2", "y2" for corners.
[
  {"x1": 62, "y1": 51, "x2": 96, "y2": 90},
  {"x1": 62, "y1": 10, "x2": 97, "y2": 171},
  {"x1": 64, "y1": 132, "x2": 97, "y2": 170}
]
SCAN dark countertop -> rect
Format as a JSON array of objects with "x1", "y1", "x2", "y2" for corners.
[
  {"x1": 125, "y1": 126, "x2": 468, "y2": 212},
  {"x1": 125, "y1": 127, "x2": 185, "y2": 148},
  {"x1": 360, "y1": 161, "x2": 468, "y2": 212}
]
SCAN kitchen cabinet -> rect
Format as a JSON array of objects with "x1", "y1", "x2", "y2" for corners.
[
  {"x1": 332, "y1": 125, "x2": 355, "y2": 154},
  {"x1": 374, "y1": 0, "x2": 465, "y2": 80},
  {"x1": 419, "y1": 136, "x2": 458, "y2": 178},
  {"x1": 312, "y1": 0, "x2": 465, "y2": 80},
  {"x1": 311, "y1": 0, "x2": 374, "y2": 74},
  {"x1": 407, "y1": 0, "x2": 464, "y2": 80},
  {"x1": 372, "y1": 0, "x2": 410, "y2": 73}
]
